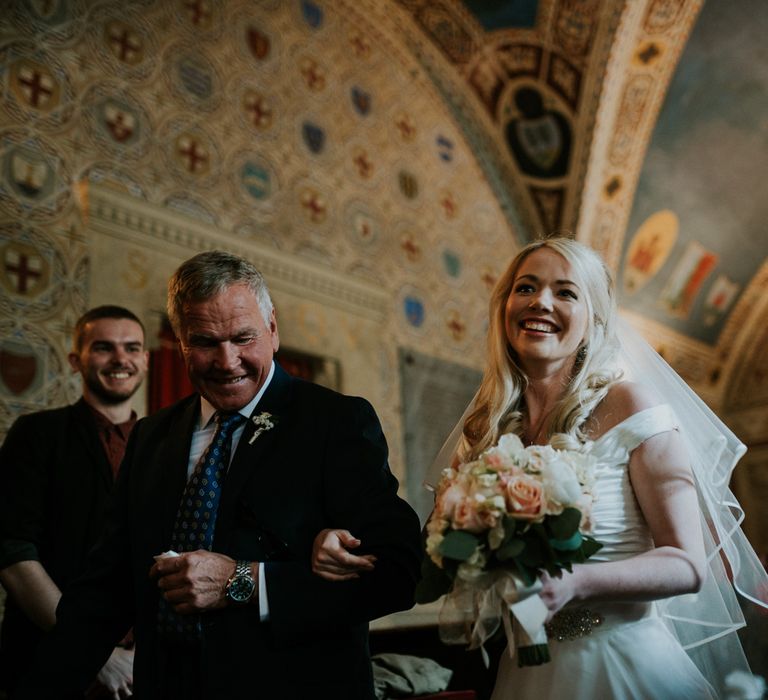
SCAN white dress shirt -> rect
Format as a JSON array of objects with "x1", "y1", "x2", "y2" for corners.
[{"x1": 187, "y1": 361, "x2": 275, "y2": 620}]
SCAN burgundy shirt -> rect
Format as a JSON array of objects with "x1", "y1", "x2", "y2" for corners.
[{"x1": 87, "y1": 404, "x2": 137, "y2": 480}]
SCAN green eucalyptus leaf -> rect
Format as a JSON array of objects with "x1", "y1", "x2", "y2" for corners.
[
  {"x1": 580, "y1": 536, "x2": 603, "y2": 558},
  {"x1": 550, "y1": 531, "x2": 583, "y2": 551},
  {"x1": 496, "y1": 538, "x2": 525, "y2": 561},
  {"x1": 439, "y1": 530, "x2": 480, "y2": 561},
  {"x1": 520, "y1": 532, "x2": 546, "y2": 566},
  {"x1": 513, "y1": 557, "x2": 536, "y2": 587},
  {"x1": 547, "y1": 508, "x2": 581, "y2": 540}
]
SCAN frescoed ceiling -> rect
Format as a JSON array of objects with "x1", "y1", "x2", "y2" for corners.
[
  {"x1": 618, "y1": 0, "x2": 768, "y2": 347},
  {"x1": 1, "y1": 0, "x2": 767, "y2": 436},
  {"x1": 392, "y1": 0, "x2": 624, "y2": 241},
  {"x1": 392, "y1": 0, "x2": 768, "y2": 417},
  {"x1": 615, "y1": 0, "x2": 768, "y2": 419}
]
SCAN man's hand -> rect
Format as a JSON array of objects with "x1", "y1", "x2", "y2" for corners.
[
  {"x1": 311, "y1": 528, "x2": 376, "y2": 581},
  {"x1": 150, "y1": 551, "x2": 251, "y2": 613},
  {"x1": 86, "y1": 646, "x2": 133, "y2": 699}
]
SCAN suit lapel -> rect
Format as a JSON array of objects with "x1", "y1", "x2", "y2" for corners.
[
  {"x1": 157, "y1": 397, "x2": 200, "y2": 549},
  {"x1": 72, "y1": 399, "x2": 113, "y2": 490},
  {"x1": 216, "y1": 365, "x2": 293, "y2": 543}
]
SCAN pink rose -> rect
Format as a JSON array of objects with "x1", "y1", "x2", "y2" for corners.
[
  {"x1": 436, "y1": 482, "x2": 468, "y2": 520},
  {"x1": 478, "y1": 507, "x2": 501, "y2": 530},
  {"x1": 453, "y1": 498, "x2": 485, "y2": 533},
  {"x1": 484, "y1": 453, "x2": 505, "y2": 468},
  {"x1": 504, "y1": 474, "x2": 544, "y2": 521}
]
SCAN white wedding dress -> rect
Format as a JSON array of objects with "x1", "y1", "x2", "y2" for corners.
[{"x1": 491, "y1": 404, "x2": 717, "y2": 700}]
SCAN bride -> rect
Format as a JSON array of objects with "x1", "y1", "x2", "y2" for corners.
[{"x1": 311, "y1": 237, "x2": 767, "y2": 698}]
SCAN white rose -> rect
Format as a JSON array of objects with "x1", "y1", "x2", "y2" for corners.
[
  {"x1": 488, "y1": 494, "x2": 505, "y2": 510},
  {"x1": 476, "y1": 473, "x2": 499, "y2": 489},
  {"x1": 562, "y1": 451, "x2": 597, "y2": 487},
  {"x1": 498, "y1": 432, "x2": 525, "y2": 458},
  {"x1": 540, "y1": 455, "x2": 582, "y2": 507},
  {"x1": 525, "y1": 444, "x2": 557, "y2": 473}
]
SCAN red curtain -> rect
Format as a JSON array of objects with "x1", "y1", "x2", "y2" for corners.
[
  {"x1": 275, "y1": 349, "x2": 315, "y2": 382},
  {"x1": 148, "y1": 320, "x2": 194, "y2": 413}
]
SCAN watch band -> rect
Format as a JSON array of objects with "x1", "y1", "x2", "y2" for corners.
[
  {"x1": 226, "y1": 560, "x2": 256, "y2": 604},
  {"x1": 233, "y1": 560, "x2": 251, "y2": 579}
]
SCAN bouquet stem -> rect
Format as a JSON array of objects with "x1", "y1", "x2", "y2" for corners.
[
  {"x1": 508, "y1": 596, "x2": 550, "y2": 667},
  {"x1": 518, "y1": 643, "x2": 550, "y2": 667}
]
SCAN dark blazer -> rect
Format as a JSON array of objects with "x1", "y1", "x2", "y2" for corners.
[
  {"x1": 0, "y1": 399, "x2": 115, "y2": 693},
  {"x1": 20, "y1": 365, "x2": 422, "y2": 699}
]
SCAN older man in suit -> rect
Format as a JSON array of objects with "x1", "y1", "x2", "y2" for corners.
[
  {"x1": 16, "y1": 251, "x2": 422, "y2": 700},
  {"x1": 0, "y1": 305, "x2": 148, "y2": 698}
]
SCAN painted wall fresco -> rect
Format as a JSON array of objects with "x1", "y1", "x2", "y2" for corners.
[
  {"x1": 397, "y1": 0, "x2": 611, "y2": 237},
  {"x1": 619, "y1": 0, "x2": 768, "y2": 345},
  {"x1": 0, "y1": 0, "x2": 516, "y2": 447}
]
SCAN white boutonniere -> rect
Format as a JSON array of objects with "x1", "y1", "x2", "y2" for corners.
[{"x1": 248, "y1": 411, "x2": 277, "y2": 444}]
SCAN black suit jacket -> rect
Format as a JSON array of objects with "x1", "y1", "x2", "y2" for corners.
[
  {"x1": 19, "y1": 365, "x2": 422, "y2": 699},
  {"x1": 0, "y1": 400, "x2": 116, "y2": 693}
]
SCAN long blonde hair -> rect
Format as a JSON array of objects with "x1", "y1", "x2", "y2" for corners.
[{"x1": 460, "y1": 237, "x2": 621, "y2": 459}]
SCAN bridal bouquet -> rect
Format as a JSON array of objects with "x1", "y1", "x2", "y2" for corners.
[{"x1": 416, "y1": 432, "x2": 602, "y2": 666}]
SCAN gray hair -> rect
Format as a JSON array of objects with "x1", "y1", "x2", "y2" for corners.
[{"x1": 167, "y1": 250, "x2": 274, "y2": 334}]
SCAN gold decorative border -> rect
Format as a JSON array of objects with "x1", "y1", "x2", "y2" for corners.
[{"x1": 88, "y1": 184, "x2": 389, "y2": 322}]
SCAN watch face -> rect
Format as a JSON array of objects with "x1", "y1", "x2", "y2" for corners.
[{"x1": 228, "y1": 575, "x2": 255, "y2": 603}]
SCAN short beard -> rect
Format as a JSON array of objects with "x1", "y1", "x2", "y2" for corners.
[{"x1": 85, "y1": 375, "x2": 142, "y2": 406}]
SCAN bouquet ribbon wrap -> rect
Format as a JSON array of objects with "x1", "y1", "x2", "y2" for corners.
[{"x1": 437, "y1": 571, "x2": 550, "y2": 667}]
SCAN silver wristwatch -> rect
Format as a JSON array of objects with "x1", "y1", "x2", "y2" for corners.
[{"x1": 225, "y1": 560, "x2": 256, "y2": 604}]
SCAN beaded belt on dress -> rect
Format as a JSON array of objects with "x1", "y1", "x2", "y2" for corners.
[{"x1": 546, "y1": 609, "x2": 604, "y2": 641}]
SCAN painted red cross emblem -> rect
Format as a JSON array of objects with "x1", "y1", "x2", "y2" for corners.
[
  {"x1": 300, "y1": 190, "x2": 326, "y2": 222},
  {"x1": 356, "y1": 218, "x2": 372, "y2": 240},
  {"x1": 395, "y1": 115, "x2": 416, "y2": 141},
  {"x1": 353, "y1": 151, "x2": 373, "y2": 179},
  {"x1": 400, "y1": 236, "x2": 421, "y2": 262},
  {"x1": 106, "y1": 111, "x2": 133, "y2": 142},
  {"x1": 5, "y1": 252, "x2": 43, "y2": 294},
  {"x1": 350, "y1": 33, "x2": 371, "y2": 59},
  {"x1": 177, "y1": 137, "x2": 209, "y2": 173},
  {"x1": 300, "y1": 59, "x2": 325, "y2": 91},
  {"x1": 447, "y1": 313, "x2": 465, "y2": 340},
  {"x1": 244, "y1": 94, "x2": 272, "y2": 129},
  {"x1": 106, "y1": 23, "x2": 143, "y2": 64},
  {"x1": 440, "y1": 192, "x2": 457, "y2": 219},
  {"x1": 185, "y1": 0, "x2": 212, "y2": 27},
  {"x1": 17, "y1": 65, "x2": 55, "y2": 109}
]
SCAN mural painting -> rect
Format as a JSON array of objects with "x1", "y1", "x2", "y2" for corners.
[
  {"x1": 661, "y1": 241, "x2": 718, "y2": 320},
  {"x1": 623, "y1": 210, "x2": 677, "y2": 294}
]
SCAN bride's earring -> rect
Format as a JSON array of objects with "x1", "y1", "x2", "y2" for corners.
[{"x1": 575, "y1": 344, "x2": 587, "y2": 369}]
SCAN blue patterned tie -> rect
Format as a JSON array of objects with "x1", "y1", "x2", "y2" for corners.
[{"x1": 158, "y1": 411, "x2": 246, "y2": 640}]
